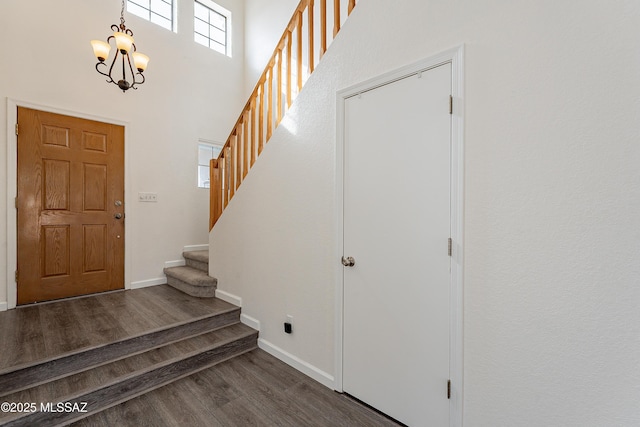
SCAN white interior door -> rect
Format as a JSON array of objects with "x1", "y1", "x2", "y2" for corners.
[{"x1": 342, "y1": 63, "x2": 452, "y2": 426}]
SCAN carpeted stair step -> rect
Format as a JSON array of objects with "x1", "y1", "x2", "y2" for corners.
[
  {"x1": 164, "y1": 266, "x2": 217, "y2": 298},
  {"x1": 183, "y1": 250, "x2": 209, "y2": 273},
  {"x1": 0, "y1": 323, "x2": 258, "y2": 427}
]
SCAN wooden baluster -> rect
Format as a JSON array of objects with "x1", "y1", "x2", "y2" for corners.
[
  {"x1": 297, "y1": 10, "x2": 303, "y2": 93},
  {"x1": 259, "y1": 80, "x2": 265, "y2": 154},
  {"x1": 348, "y1": 0, "x2": 355, "y2": 15},
  {"x1": 320, "y1": 0, "x2": 327, "y2": 57},
  {"x1": 277, "y1": 49, "x2": 283, "y2": 124},
  {"x1": 286, "y1": 31, "x2": 292, "y2": 109},
  {"x1": 230, "y1": 135, "x2": 237, "y2": 197},
  {"x1": 223, "y1": 146, "x2": 231, "y2": 208},
  {"x1": 238, "y1": 130, "x2": 244, "y2": 193},
  {"x1": 250, "y1": 101, "x2": 256, "y2": 166},
  {"x1": 267, "y1": 66, "x2": 274, "y2": 139},
  {"x1": 333, "y1": 0, "x2": 341, "y2": 37},
  {"x1": 243, "y1": 112, "x2": 250, "y2": 179},
  {"x1": 210, "y1": 158, "x2": 220, "y2": 229},
  {"x1": 220, "y1": 149, "x2": 225, "y2": 206},
  {"x1": 308, "y1": 0, "x2": 315, "y2": 73}
]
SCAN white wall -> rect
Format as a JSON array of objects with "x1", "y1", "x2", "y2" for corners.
[
  {"x1": 243, "y1": 0, "x2": 298, "y2": 96},
  {"x1": 211, "y1": 0, "x2": 640, "y2": 425},
  {"x1": 0, "y1": 0, "x2": 244, "y2": 305}
]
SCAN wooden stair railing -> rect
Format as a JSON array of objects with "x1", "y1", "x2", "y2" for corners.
[{"x1": 210, "y1": 0, "x2": 357, "y2": 229}]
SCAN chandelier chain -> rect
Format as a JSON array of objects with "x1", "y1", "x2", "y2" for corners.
[{"x1": 120, "y1": 0, "x2": 126, "y2": 30}]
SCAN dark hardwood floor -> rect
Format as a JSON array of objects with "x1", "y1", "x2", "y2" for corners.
[
  {"x1": 71, "y1": 349, "x2": 400, "y2": 427},
  {"x1": 0, "y1": 287, "x2": 400, "y2": 426},
  {"x1": 0, "y1": 285, "x2": 237, "y2": 372}
]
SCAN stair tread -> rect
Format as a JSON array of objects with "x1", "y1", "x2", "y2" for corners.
[
  {"x1": 0, "y1": 323, "x2": 257, "y2": 424},
  {"x1": 164, "y1": 266, "x2": 217, "y2": 287},
  {"x1": 182, "y1": 250, "x2": 209, "y2": 264},
  {"x1": 0, "y1": 308, "x2": 240, "y2": 397}
]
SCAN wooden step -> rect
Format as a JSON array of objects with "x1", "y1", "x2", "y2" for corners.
[
  {"x1": 164, "y1": 266, "x2": 217, "y2": 298},
  {"x1": 0, "y1": 307, "x2": 239, "y2": 398},
  {"x1": 0, "y1": 323, "x2": 257, "y2": 426},
  {"x1": 183, "y1": 250, "x2": 209, "y2": 273}
]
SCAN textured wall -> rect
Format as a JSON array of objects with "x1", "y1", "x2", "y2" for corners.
[
  {"x1": 0, "y1": 0, "x2": 244, "y2": 304},
  {"x1": 211, "y1": 0, "x2": 640, "y2": 425},
  {"x1": 243, "y1": 0, "x2": 299, "y2": 97}
]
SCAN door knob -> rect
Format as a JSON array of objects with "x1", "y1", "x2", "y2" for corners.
[
  {"x1": 342, "y1": 256, "x2": 355, "y2": 267},
  {"x1": 114, "y1": 213, "x2": 123, "y2": 219}
]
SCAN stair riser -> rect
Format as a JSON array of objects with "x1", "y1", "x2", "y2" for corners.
[
  {"x1": 166, "y1": 277, "x2": 216, "y2": 298},
  {"x1": 0, "y1": 310, "x2": 240, "y2": 397},
  {"x1": 4, "y1": 333, "x2": 258, "y2": 427},
  {"x1": 185, "y1": 258, "x2": 208, "y2": 273}
]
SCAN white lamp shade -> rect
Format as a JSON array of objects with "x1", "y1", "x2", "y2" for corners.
[
  {"x1": 91, "y1": 40, "x2": 111, "y2": 61},
  {"x1": 114, "y1": 32, "x2": 134, "y2": 53},
  {"x1": 132, "y1": 52, "x2": 150, "y2": 72}
]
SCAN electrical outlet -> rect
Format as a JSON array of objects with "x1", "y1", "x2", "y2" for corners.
[
  {"x1": 284, "y1": 315, "x2": 293, "y2": 334},
  {"x1": 138, "y1": 192, "x2": 158, "y2": 202}
]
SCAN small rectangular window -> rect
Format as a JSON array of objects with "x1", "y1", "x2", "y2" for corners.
[
  {"x1": 198, "y1": 141, "x2": 223, "y2": 188},
  {"x1": 127, "y1": 0, "x2": 176, "y2": 32},
  {"x1": 194, "y1": 0, "x2": 232, "y2": 57}
]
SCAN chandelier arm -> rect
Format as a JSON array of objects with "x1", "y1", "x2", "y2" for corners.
[
  {"x1": 122, "y1": 52, "x2": 127, "y2": 85},
  {"x1": 133, "y1": 71, "x2": 146, "y2": 88},
  {"x1": 108, "y1": 49, "x2": 120, "y2": 84},
  {"x1": 126, "y1": 51, "x2": 140, "y2": 89},
  {"x1": 95, "y1": 62, "x2": 115, "y2": 83}
]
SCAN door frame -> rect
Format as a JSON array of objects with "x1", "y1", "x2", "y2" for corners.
[
  {"x1": 334, "y1": 45, "x2": 464, "y2": 427},
  {"x1": 6, "y1": 98, "x2": 133, "y2": 309}
]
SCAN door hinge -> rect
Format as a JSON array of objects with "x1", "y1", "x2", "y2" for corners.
[
  {"x1": 15, "y1": 271, "x2": 18, "y2": 283},
  {"x1": 448, "y1": 238, "x2": 452, "y2": 257},
  {"x1": 15, "y1": 123, "x2": 19, "y2": 136},
  {"x1": 447, "y1": 380, "x2": 451, "y2": 399},
  {"x1": 449, "y1": 95, "x2": 453, "y2": 115},
  {"x1": 15, "y1": 197, "x2": 18, "y2": 209}
]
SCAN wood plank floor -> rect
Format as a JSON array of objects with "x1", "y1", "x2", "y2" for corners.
[
  {"x1": 71, "y1": 349, "x2": 401, "y2": 427},
  {"x1": 1, "y1": 286, "x2": 402, "y2": 426},
  {"x1": 0, "y1": 286, "x2": 237, "y2": 372}
]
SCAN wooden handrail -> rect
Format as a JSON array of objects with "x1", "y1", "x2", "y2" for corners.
[{"x1": 210, "y1": 0, "x2": 357, "y2": 229}]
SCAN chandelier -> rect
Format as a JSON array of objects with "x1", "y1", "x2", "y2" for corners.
[{"x1": 90, "y1": 1, "x2": 149, "y2": 92}]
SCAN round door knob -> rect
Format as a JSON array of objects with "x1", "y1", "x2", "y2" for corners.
[
  {"x1": 342, "y1": 256, "x2": 355, "y2": 267},
  {"x1": 114, "y1": 213, "x2": 123, "y2": 219}
]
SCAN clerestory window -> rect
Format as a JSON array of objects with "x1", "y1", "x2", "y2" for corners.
[
  {"x1": 127, "y1": 0, "x2": 176, "y2": 32},
  {"x1": 194, "y1": 0, "x2": 232, "y2": 57}
]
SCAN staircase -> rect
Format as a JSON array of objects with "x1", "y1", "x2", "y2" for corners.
[
  {"x1": 0, "y1": 287, "x2": 257, "y2": 426},
  {"x1": 164, "y1": 250, "x2": 217, "y2": 298},
  {"x1": 209, "y1": 0, "x2": 358, "y2": 229}
]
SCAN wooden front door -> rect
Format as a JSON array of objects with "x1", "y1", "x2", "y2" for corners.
[
  {"x1": 17, "y1": 107, "x2": 125, "y2": 305},
  {"x1": 342, "y1": 63, "x2": 452, "y2": 426}
]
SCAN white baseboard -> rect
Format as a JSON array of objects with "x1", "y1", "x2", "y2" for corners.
[
  {"x1": 183, "y1": 244, "x2": 209, "y2": 252},
  {"x1": 130, "y1": 277, "x2": 166, "y2": 289},
  {"x1": 258, "y1": 338, "x2": 335, "y2": 389},
  {"x1": 215, "y1": 289, "x2": 242, "y2": 307},
  {"x1": 240, "y1": 314, "x2": 261, "y2": 331},
  {"x1": 0, "y1": 301, "x2": 7, "y2": 312},
  {"x1": 165, "y1": 259, "x2": 186, "y2": 268}
]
